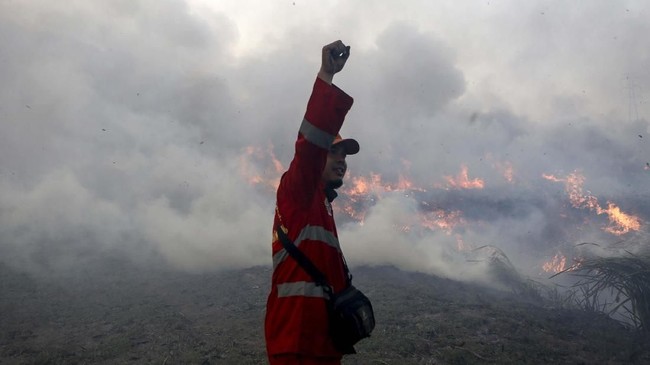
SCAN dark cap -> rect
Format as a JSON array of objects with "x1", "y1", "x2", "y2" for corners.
[{"x1": 332, "y1": 133, "x2": 360, "y2": 155}]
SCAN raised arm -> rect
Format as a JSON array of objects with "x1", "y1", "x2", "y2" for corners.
[{"x1": 279, "y1": 40, "x2": 354, "y2": 206}]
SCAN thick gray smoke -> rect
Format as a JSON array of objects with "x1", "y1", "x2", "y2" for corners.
[{"x1": 1, "y1": 1, "x2": 649, "y2": 284}]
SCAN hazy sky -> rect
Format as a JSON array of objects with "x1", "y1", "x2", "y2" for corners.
[{"x1": 1, "y1": 0, "x2": 649, "y2": 282}]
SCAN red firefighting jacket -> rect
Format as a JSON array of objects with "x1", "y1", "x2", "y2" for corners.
[{"x1": 265, "y1": 77, "x2": 354, "y2": 357}]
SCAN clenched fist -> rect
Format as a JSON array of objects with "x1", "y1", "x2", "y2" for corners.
[{"x1": 318, "y1": 40, "x2": 351, "y2": 84}]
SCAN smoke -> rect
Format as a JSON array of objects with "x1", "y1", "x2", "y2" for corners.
[
  {"x1": 1, "y1": 0, "x2": 649, "y2": 284},
  {"x1": 339, "y1": 193, "x2": 505, "y2": 282},
  {"x1": 0, "y1": 0, "x2": 271, "y2": 274}
]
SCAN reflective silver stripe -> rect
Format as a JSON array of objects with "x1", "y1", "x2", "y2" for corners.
[
  {"x1": 273, "y1": 225, "x2": 340, "y2": 269},
  {"x1": 299, "y1": 118, "x2": 335, "y2": 150},
  {"x1": 272, "y1": 250, "x2": 289, "y2": 270},
  {"x1": 277, "y1": 281, "x2": 326, "y2": 298}
]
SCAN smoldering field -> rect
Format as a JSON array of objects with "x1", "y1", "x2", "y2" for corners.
[
  {"x1": 2, "y1": 1, "x2": 650, "y2": 364},
  {"x1": 2, "y1": 254, "x2": 650, "y2": 365},
  {"x1": 3, "y1": 167, "x2": 650, "y2": 365}
]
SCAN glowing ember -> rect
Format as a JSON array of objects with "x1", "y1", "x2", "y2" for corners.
[
  {"x1": 542, "y1": 253, "x2": 567, "y2": 273},
  {"x1": 542, "y1": 173, "x2": 563, "y2": 183},
  {"x1": 444, "y1": 165, "x2": 485, "y2": 189},
  {"x1": 340, "y1": 204, "x2": 367, "y2": 224},
  {"x1": 419, "y1": 209, "x2": 464, "y2": 234}
]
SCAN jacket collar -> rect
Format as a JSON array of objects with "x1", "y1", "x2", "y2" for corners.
[{"x1": 324, "y1": 186, "x2": 338, "y2": 202}]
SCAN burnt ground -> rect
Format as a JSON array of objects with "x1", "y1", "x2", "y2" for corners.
[{"x1": 1, "y1": 256, "x2": 649, "y2": 365}]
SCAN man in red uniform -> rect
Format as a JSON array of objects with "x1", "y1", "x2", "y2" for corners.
[{"x1": 265, "y1": 40, "x2": 359, "y2": 365}]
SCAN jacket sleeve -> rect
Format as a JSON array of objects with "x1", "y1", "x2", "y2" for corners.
[{"x1": 279, "y1": 77, "x2": 354, "y2": 206}]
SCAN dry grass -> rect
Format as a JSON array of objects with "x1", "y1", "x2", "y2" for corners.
[
  {"x1": 471, "y1": 245, "x2": 545, "y2": 301},
  {"x1": 552, "y1": 252, "x2": 650, "y2": 332}
]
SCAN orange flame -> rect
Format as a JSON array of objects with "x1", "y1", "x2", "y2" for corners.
[
  {"x1": 445, "y1": 165, "x2": 485, "y2": 189},
  {"x1": 344, "y1": 172, "x2": 426, "y2": 196},
  {"x1": 338, "y1": 172, "x2": 425, "y2": 224},
  {"x1": 240, "y1": 144, "x2": 284, "y2": 191},
  {"x1": 544, "y1": 171, "x2": 642, "y2": 236},
  {"x1": 339, "y1": 170, "x2": 463, "y2": 232},
  {"x1": 396, "y1": 173, "x2": 425, "y2": 191},
  {"x1": 542, "y1": 253, "x2": 567, "y2": 273},
  {"x1": 542, "y1": 173, "x2": 563, "y2": 183},
  {"x1": 601, "y1": 202, "x2": 642, "y2": 235},
  {"x1": 340, "y1": 204, "x2": 367, "y2": 224},
  {"x1": 345, "y1": 174, "x2": 382, "y2": 196},
  {"x1": 241, "y1": 146, "x2": 477, "y2": 238}
]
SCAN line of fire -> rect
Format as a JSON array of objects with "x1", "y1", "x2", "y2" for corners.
[
  {"x1": 242, "y1": 143, "x2": 646, "y2": 275},
  {"x1": 242, "y1": 142, "x2": 650, "y2": 330}
]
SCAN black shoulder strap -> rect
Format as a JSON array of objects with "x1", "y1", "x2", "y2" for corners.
[{"x1": 276, "y1": 225, "x2": 330, "y2": 290}]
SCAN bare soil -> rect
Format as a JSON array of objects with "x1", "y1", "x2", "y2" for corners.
[{"x1": 1, "y1": 257, "x2": 648, "y2": 365}]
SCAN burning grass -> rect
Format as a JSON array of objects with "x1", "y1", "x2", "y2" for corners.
[{"x1": 552, "y1": 251, "x2": 650, "y2": 332}]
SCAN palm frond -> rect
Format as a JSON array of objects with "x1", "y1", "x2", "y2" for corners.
[{"x1": 556, "y1": 252, "x2": 650, "y2": 332}]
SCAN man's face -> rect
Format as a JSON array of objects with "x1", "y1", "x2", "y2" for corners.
[{"x1": 322, "y1": 143, "x2": 347, "y2": 187}]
